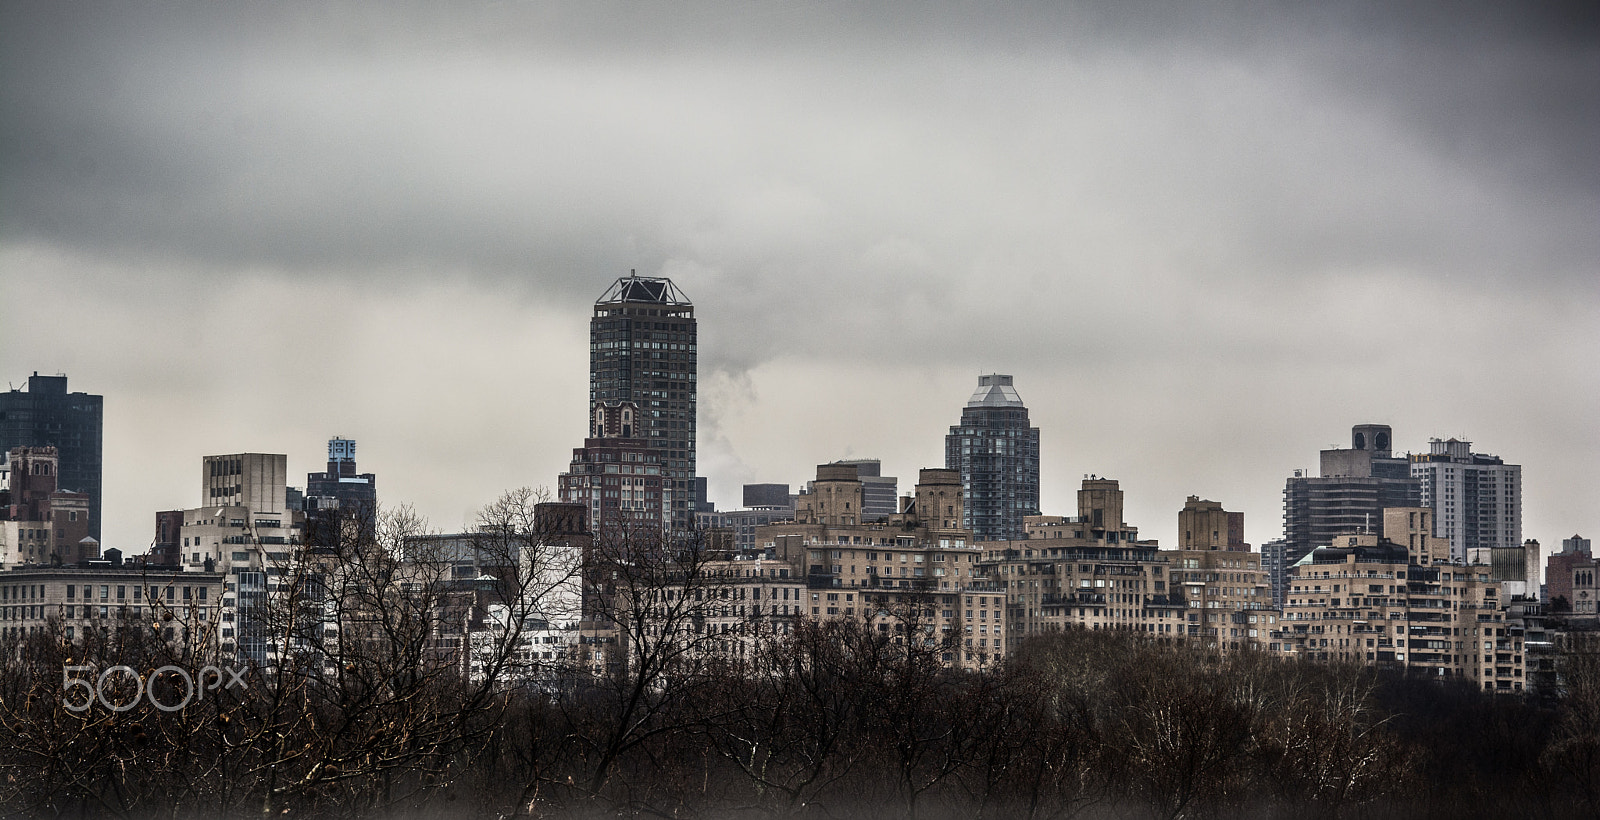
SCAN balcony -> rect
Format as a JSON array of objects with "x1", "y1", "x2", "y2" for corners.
[
  {"x1": 806, "y1": 573, "x2": 841, "y2": 589},
  {"x1": 1042, "y1": 592, "x2": 1104, "y2": 606},
  {"x1": 1409, "y1": 626, "x2": 1452, "y2": 637}
]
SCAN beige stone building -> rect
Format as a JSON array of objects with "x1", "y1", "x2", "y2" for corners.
[
  {"x1": 1177, "y1": 495, "x2": 1247, "y2": 551},
  {"x1": 987, "y1": 481, "x2": 1284, "y2": 651},
  {"x1": 1383, "y1": 507, "x2": 1452, "y2": 566},
  {"x1": 641, "y1": 554, "x2": 808, "y2": 667},
  {"x1": 1165, "y1": 498, "x2": 1275, "y2": 651},
  {"x1": 757, "y1": 465, "x2": 998, "y2": 668}
]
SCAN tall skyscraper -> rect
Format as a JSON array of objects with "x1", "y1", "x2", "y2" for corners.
[
  {"x1": 0, "y1": 373, "x2": 103, "y2": 540},
  {"x1": 590, "y1": 273, "x2": 696, "y2": 530},
  {"x1": 1409, "y1": 437, "x2": 1520, "y2": 563},
  {"x1": 945, "y1": 374, "x2": 1040, "y2": 541}
]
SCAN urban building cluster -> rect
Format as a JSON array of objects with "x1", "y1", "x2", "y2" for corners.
[{"x1": 1, "y1": 274, "x2": 1592, "y2": 696}]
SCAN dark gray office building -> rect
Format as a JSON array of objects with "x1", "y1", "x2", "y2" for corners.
[
  {"x1": 945, "y1": 374, "x2": 1040, "y2": 541},
  {"x1": 1, "y1": 373, "x2": 103, "y2": 540},
  {"x1": 743, "y1": 483, "x2": 792, "y2": 509},
  {"x1": 590, "y1": 274, "x2": 697, "y2": 530},
  {"x1": 832, "y1": 459, "x2": 898, "y2": 523},
  {"x1": 1278, "y1": 424, "x2": 1421, "y2": 601},
  {"x1": 304, "y1": 436, "x2": 378, "y2": 546}
]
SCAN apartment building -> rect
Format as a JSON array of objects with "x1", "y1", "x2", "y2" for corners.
[
  {"x1": 1411, "y1": 437, "x2": 1521, "y2": 564},
  {"x1": 638, "y1": 554, "x2": 807, "y2": 667},
  {"x1": 559, "y1": 401, "x2": 670, "y2": 537},
  {"x1": 695, "y1": 504, "x2": 795, "y2": 553},
  {"x1": 1546, "y1": 535, "x2": 1595, "y2": 617},
  {"x1": 990, "y1": 479, "x2": 1179, "y2": 641},
  {"x1": 756, "y1": 465, "x2": 999, "y2": 668},
  {"x1": 1279, "y1": 424, "x2": 1421, "y2": 603},
  {"x1": 1280, "y1": 507, "x2": 1525, "y2": 691},
  {"x1": 176, "y1": 453, "x2": 306, "y2": 663},
  {"x1": 989, "y1": 483, "x2": 1281, "y2": 651},
  {"x1": 1166, "y1": 498, "x2": 1275, "y2": 651}
]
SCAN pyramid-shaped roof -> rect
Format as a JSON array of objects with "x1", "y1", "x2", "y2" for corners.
[{"x1": 966, "y1": 374, "x2": 1025, "y2": 408}]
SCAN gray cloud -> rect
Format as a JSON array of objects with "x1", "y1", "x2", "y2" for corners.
[{"x1": 2, "y1": 1, "x2": 1595, "y2": 550}]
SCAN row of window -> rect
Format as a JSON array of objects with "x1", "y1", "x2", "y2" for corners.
[
  {"x1": 2, "y1": 604, "x2": 209, "y2": 622},
  {"x1": 2, "y1": 582, "x2": 206, "y2": 602}
]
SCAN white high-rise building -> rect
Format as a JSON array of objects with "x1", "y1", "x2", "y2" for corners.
[
  {"x1": 1409, "y1": 438, "x2": 1521, "y2": 564},
  {"x1": 180, "y1": 453, "x2": 305, "y2": 664}
]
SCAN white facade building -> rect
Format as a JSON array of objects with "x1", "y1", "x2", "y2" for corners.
[
  {"x1": 1410, "y1": 438, "x2": 1521, "y2": 566},
  {"x1": 179, "y1": 453, "x2": 305, "y2": 663}
]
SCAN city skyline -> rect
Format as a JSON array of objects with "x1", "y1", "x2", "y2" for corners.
[{"x1": 2, "y1": 1, "x2": 1595, "y2": 553}]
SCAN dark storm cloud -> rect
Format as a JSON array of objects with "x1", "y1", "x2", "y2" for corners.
[{"x1": 4, "y1": 1, "x2": 1595, "y2": 306}]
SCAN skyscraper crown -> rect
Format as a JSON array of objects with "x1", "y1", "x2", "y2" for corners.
[
  {"x1": 596, "y1": 272, "x2": 692, "y2": 306},
  {"x1": 966, "y1": 374, "x2": 1025, "y2": 408}
]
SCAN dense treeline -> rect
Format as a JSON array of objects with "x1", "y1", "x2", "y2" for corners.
[{"x1": 3, "y1": 623, "x2": 1599, "y2": 820}]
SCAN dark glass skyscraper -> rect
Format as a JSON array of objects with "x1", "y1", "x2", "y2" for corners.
[
  {"x1": 945, "y1": 374, "x2": 1040, "y2": 541},
  {"x1": 590, "y1": 274, "x2": 696, "y2": 530},
  {"x1": 1, "y1": 373, "x2": 103, "y2": 540}
]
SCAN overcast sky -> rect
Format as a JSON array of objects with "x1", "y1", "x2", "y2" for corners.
[{"x1": 3, "y1": 1, "x2": 1596, "y2": 553}]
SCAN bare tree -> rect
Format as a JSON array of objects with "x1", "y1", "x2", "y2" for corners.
[
  {"x1": 1249, "y1": 658, "x2": 1406, "y2": 818},
  {"x1": 526, "y1": 517, "x2": 741, "y2": 814},
  {"x1": 699, "y1": 617, "x2": 871, "y2": 816},
  {"x1": 965, "y1": 631, "x2": 1109, "y2": 820},
  {"x1": 202, "y1": 494, "x2": 583, "y2": 817}
]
